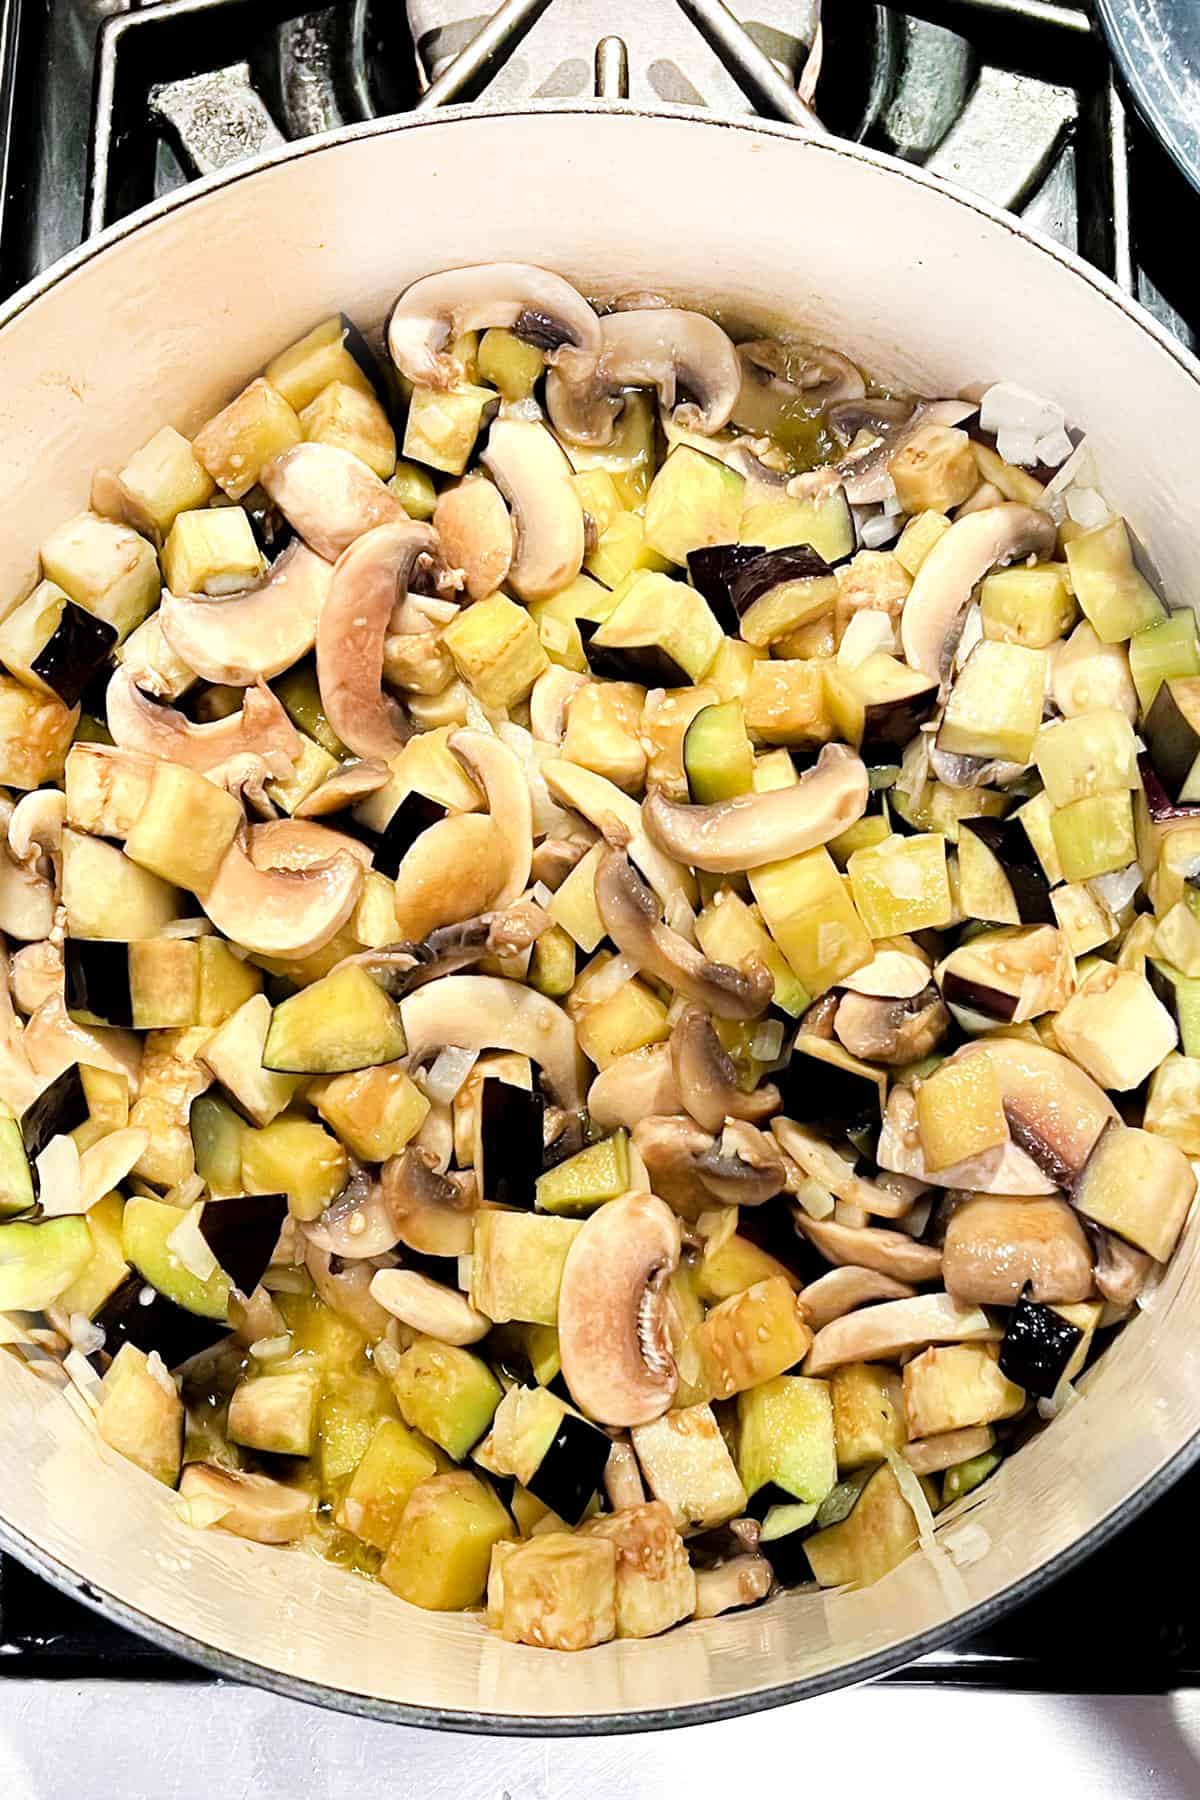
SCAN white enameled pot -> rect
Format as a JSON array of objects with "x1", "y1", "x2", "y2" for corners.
[{"x1": 0, "y1": 104, "x2": 1196, "y2": 1732}]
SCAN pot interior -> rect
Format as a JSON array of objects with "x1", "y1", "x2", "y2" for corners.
[{"x1": 0, "y1": 106, "x2": 1197, "y2": 1728}]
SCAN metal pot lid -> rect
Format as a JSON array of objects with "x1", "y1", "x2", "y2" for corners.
[{"x1": 1096, "y1": 0, "x2": 1200, "y2": 194}]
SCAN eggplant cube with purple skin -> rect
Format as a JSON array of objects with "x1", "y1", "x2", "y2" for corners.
[{"x1": 1052, "y1": 965, "x2": 1177, "y2": 1091}]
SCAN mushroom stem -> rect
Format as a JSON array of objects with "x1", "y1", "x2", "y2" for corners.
[
  {"x1": 106, "y1": 667, "x2": 301, "y2": 774},
  {"x1": 399, "y1": 974, "x2": 586, "y2": 1113},
  {"x1": 643, "y1": 742, "x2": 869, "y2": 874},
  {"x1": 670, "y1": 1006, "x2": 780, "y2": 1135},
  {"x1": 316, "y1": 520, "x2": 438, "y2": 760},
  {"x1": 159, "y1": 540, "x2": 332, "y2": 685},
  {"x1": 448, "y1": 728, "x2": 533, "y2": 907}
]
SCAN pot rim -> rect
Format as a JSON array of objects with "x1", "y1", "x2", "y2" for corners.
[{"x1": 2, "y1": 99, "x2": 1198, "y2": 1733}]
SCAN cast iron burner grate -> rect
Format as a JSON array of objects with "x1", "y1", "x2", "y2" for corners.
[{"x1": 0, "y1": 0, "x2": 1197, "y2": 1692}]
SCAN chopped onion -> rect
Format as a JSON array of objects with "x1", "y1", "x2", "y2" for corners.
[
  {"x1": 790, "y1": 1173, "x2": 835, "y2": 1220},
  {"x1": 166, "y1": 1203, "x2": 219, "y2": 1284},
  {"x1": 979, "y1": 379, "x2": 1065, "y2": 442},
  {"x1": 498, "y1": 723, "x2": 572, "y2": 836},
  {"x1": 1087, "y1": 862, "x2": 1142, "y2": 915},
  {"x1": 457, "y1": 1254, "x2": 474, "y2": 1291},
  {"x1": 665, "y1": 993, "x2": 691, "y2": 1028},
  {"x1": 68, "y1": 1313, "x2": 105, "y2": 1356},
  {"x1": 424, "y1": 1045, "x2": 480, "y2": 1105},
  {"x1": 145, "y1": 1350, "x2": 176, "y2": 1397},
  {"x1": 531, "y1": 881, "x2": 555, "y2": 911},
  {"x1": 35, "y1": 1134, "x2": 81, "y2": 1217},
  {"x1": 860, "y1": 510, "x2": 902, "y2": 549},
  {"x1": 175, "y1": 1494, "x2": 232, "y2": 1530},
  {"x1": 411, "y1": 593, "x2": 459, "y2": 628},
  {"x1": 371, "y1": 1336, "x2": 402, "y2": 1381},
  {"x1": 582, "y1": 952, "x2": 639, "y2": 1004},
  {"x1": 63, "y1": 1348, "x2": 104, "y2": 1413},
  {"x1": 942, "y1": 1519, "x2": 991, "y2": 1569},
  {"x1": 887, "y1": 1450, "x2": 970, "y2": 1609},
  {"x1": 165, "y1": 1172, "x2": 206, "y2": 1210},
  {"x1": 750, "y1": 1020, "x2": 784, "y2": 1062},
  {"x1": 665, "y1": 891, "x2": 697, "y2": 939},
  {"x1": 954, "y1": 601, "x2": 984, "y2": 671},
  {"x1": 1035, "y1": 425, "x2": 1075, "y2": 468},
  {"x1": 995, "y1": 426, "x2": 1038, "y2": 468},
  {"x1": 261, "y1": 1264, "x2": 309, "y2": 1294},
  {"x1": 249, "y1": 1333, "x2": 292, "y2": 1361},
  {"x1": 892, "y1": 1196, "x2": 933, "y2": 1240},
  {"x1": 1037, "y1": 1380, "x2": 1079, "y2": 1421},
  {"x1": 464, "y1": 693, "x2": 497, "y2": 734},
  {"x1": 157, "y1": 917, "x2": 215, "y2": 939},
  {"x1": 1066, "y1": 485, "x2": 1110, "y2": 529},
  {"x1": 837, "y1": 608, "x2": 896, "y2": 669},
  {"x1": 540, "y1": 615, "x2": 570, "y2": 656},
  {"x1": 697, "y1": 1205, "x2": 738, "y2": 1253}
]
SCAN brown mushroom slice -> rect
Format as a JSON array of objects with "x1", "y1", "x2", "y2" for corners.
[
  {"x1": 530, "y1": 667, "x2": 589, "y2": 744},
  {"x1": 303, "y1": 1172, "x2": 398, "y2": 1259},
  {"x1": 448, "y1": 728, "x2": 533, "y2": 908},
  {"x1": 642, "y1": 742, "x2": 869, "y2": 874},
  {"x1": 692, "y1": 1554, "x2": 774, "y2": 1619},
  {"x1": 595, "y1": 849, "x2": 772, "y2": 1021},
  {"x1": 387, "y1": 262, "x2": 602, "y2": 388},
  {"x1": 1092, "y1": 1227, "x2": 1154, "y2": 1308},
  {"x1": 877, "y1": 1085, "x2": 1057, "y2": 1195},
  {"x1": 480, "y1": 419, "x2": 585, "y2": 602},
  {"x1": 203, "y1": 834, "x2": 364, "y2": 959},
  {"x1": 670, "y1": 1006, "x2": 780, "y2": 1135},
  {"x1": 433, "y1": 478, "x2": 514, "y2": 601},
  {"x1": 303, "y1": 1241, "x2": 393, "y2": 1340},
  {"x1": 733, "y1": 340, "x2": 865, "y2": 438},
  {"x1": 588, "y1": 1044, "x2": 681, "y2": 1133},
  {"x1": 261, "y1": 442, "x2": 406, "y2": 561},
  {"x1": 392, "y1": 815, "x2": 506, "y2": 942},
  {"x1": 902, "y1": 1424, "x2": 995, "y2": 1478},
  {"x1": 804, "y1": 1291, "x2": 998, "y2": 1377},
  {"x1": 834, "y1": 987, "x2": 949, "y2": 1066},
  {"x1": 542, "y1": 759, "x2": 696, "y2": 909},
  {"x1": 841, "y1": 945, "x2": 932, "y2": 1000},
  {"x1": 546, "y1": 309, "x2": 740, "y2": 447},
  {"x1": 694, "y1": 1120, "x2": 787, "y2": 1206},
  {"x1": 773, "y1": 1117, "x2": 915, "y2": 1221},
  {"x1": 558, "y1": 1191, "x2": 681, "y2": 1427},
  {"x1": 952, "y1": 1037, "x2": 1119, "y2": 1187},
  {"x1": 900, "y1": 503, "x2": 1057, "y2": 680},
  {"x1": 633, "y1": 1114, "x2": 722, "y2": 1219},
  {"x1": 178, "y1": 1464, "x2": 311, "y2": 1543},
  {"x1": 293, "y1": 759, "x2": 389, "y2": 819},
  {"x1": 794, "y1": 1211, "x2": 945, "y2": 1284},
  {"x1": 942, "y1": 1193, "x2": 1094, "y2": 1306},
  {"x1": 315, "y1": 519, "x2": 437, "y2": 761},
  {"x1": 381, "y1": 1148, "x2": 478, "y2": 1257},
  {"x1": 106, "y1": 665, "x2": 301, "y2": 773},
  {"x1": 797, "y1": 1265, "x2": 918, "y2": 1332},
  {"x1": 159, "y1": 541, "x2": 333, "y2": 685},
  {"x1": 399, "y1": 974, "x2": 586, "y2": 1113}
]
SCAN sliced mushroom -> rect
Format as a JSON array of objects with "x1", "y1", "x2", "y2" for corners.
[
  {"x1": 902, "y1": 1424, "x2": 995, "y2": 1478},
  {"x1": 293, "y1": 759, "x2": 389, "y2": 819},
  {"x1": 877, "y1": 1085, "x2": 1058, "y2": 1195},
  {"x1": 603, "y1": 1440, "x2": 646, "y2": 1512},
  {"x1": 588, "y1": 1043, "x2": 681, "y2": 1132},
  {"x1": 832, "y1": 397, "x2": 976, "y2": 505},
  {"x1": 448, "y1": 728, "x2": 532, "y2": 907},
  {"x1": 833, "y1": 986, "x2": 949, "y2": 1066},
  {"x1": 202, "y1": 833, "x2": 364, "y2": 959},
  {"x1": 530, "y1": 667, "x2": 589, "y2": 744},
  {"x1": 694, "y1": 1120, "x2": 787, "y2": 1205},
  {"x1": 369, "y1": 1268, "x2": 490, "y2": 1345},
  {"x1": 942, "y1": 1194, "x2": 1094, "y2": 1306},
  {"x1": 1092, "y1": 1226, "x2": 1154, "y2": 1308},
  {"x1": 315, "y1": 520, "x2": 438, "y2": 760},
  {"x1": 381, "y1": 1147, "x2": 478, "y2": 1257},
  {"x1": 732, "y1": 340, "x2": 865, "y2": 438},
  {"x1": 542, "y1": 759, "x2": 696, "y2": 909},
  {"x1": 794, "y1": 1210, "x2": 945, "y2": 1283},
  {"x1": 8, "y1": 790, "x2": 66, "y2": 868},
  {"x1": 433, "y1": 478, "x2": 513, "y2": 600},
  {"x1": 642, "y1": 742, "x2": 869, "y2": 874},
  {"x1": 392, "y1": 814, "x2": 507, "y2": 940},
  {"x1": 804, "y1": 1291, "x2": 998, "y2": 1377},
  {"x1": 953, "y1": 1037, "x2": 1119, "y2": 1187},
  {"x1": 900, "y1": 503, "x2": 1057, "y2": 680},
  {"x1": 634, "y1": 1114, "x2": 723, "y2": 1219},
  {"x1": 773, "y1": 1117, "x2": 916, "y2": 1221},
  {"x1": 260, "y1": 442, "x2": 406, "y2": 561},
  {"x1": 595, "y1": 849, "x2": 772, "y2": 1021},
  {"x1": 400, "y1": 974, "x2": 585, "y2": 1113},
  {"x1": 178, "y1": 1464, "x2": 311, "y2": 1543},
  {"x1": 480, "y1": 418, "x2": 585, "y2": 601},
  {"x1": 387, "y1": 263, "x2": 602, "y2": 388},
  {"x1": 693, "y1": 1555, "x2": 773, "y2": 1619},
  {"x1": 0, "y1": 846, "x2": 55, "y2": 941},
  {"x1": 159, "y1": 541, "x2": 333, "y2": 684},
  {"x1": 303, "y1": 1172, "x2": 399, "y2": 1259},
  {"x1": 670, "y1": 1006, "x2": 780, "y2": 1135},
  {"x1": 841, "y1": 945, "x2": 931, "y2": 999},
  {"x1": 558, "y1": 1191, "x2": 681, "y2": 1427},
  {"x1": 797, "y1": 1265, "x2": 918, "y2": 1332},
  {"x1": 247, "y1": 817, "x2": 373, "y2": 872},
  {"x1": 546, "y1": 308, "x2": 740, "y2": 447},
  {"x1": 106, "y1": 666, "x2": 301, "y2": 774},
  {"x1": 303, "y1": 1242, "x2": 393, "y2": 1341},
  {"x1": 9, "y1": 940, "x2": 64, "y2": 1015}
]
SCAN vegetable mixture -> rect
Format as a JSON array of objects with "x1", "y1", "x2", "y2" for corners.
[{"x1": 0, "y1": 263, "x2": 1195, "y2": 1653}]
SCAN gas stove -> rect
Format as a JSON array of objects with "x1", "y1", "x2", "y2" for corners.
[{"x1": 0, "y1": 0, "x2": 1198, "y2": 1720}]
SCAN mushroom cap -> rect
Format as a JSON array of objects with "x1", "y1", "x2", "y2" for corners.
[
  {"x1": 670, "y1": 1006, "x2": 780, "y2": 1135},
  {"x1": 900, "y1": 503, "x2": 1057, "y2": 680},
  {"x1": 399, "y1": 974, "x2": 586, "y2": 1113},
  {"x1": 106, "y1": 666, "x2": 301, "y2": 774},
  {"x1": 643, "y1": 742, "x2": 869, "y2": 874},
  {"x1": 546, "y1": 308, "x2": 741, "y2": 448},
  {"x1": 159, "y1": 540, "x2": 333, "y2": 685},
  {"x1": 448, "y1": 728, "x2": 533, "y2": 908},
  {"x1": 480, "y1": 418, "x2": 585, "y2": 602},
  {"x1": 433, "y1": 479, "x2": 514, "y2": 602},
  {"x1": 558, "y1": 1191, "x2": 681, "y2": 1427},
  {"x1": 293, "y1": 758, "x2": 389, "y2": 819},
  {"x1": 315, "y1": 519, "x2": 437, "y2": 761},
  {"x1": 833, "y1": 987, "x2": 949, "y2": 1066},
  {"x1": 392, "y1": 812, "x2": 508, "y2": 941},
  {"x1": 587, "y1": 1043, "x2": 681, "y2": 1132},
  {"x1": 794, "y1": 1209, "x2": 945, "y2": 1284},
  {"x1": 202, "y1": 831, "x2": 364, "y2": 959},
  {"x1": 260, "y1": 442, "x2": 406, "y2": 562},
  {"x1": 942, "y1": 1194, "x2": 1094, "y2": 1307},
  {"x1": 804, "y1": 1291, "x2": 999, "y2": 1376},
  {"x1": 387, "y1": 262, "x2": 602, "y2": 388}
]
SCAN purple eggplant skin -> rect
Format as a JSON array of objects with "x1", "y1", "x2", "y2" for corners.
[
  {"x1": 960, "y1": 815, "x2": 1055, "y2": 925},
  {"x1": 577, "y1": 618, "x2": 691, "y2": 690},
  {"x1": 526, "y1": 1411, "x2": 611, "y2": 1526},
  {"x1": 64, "y1": 939, "x2": 133, "y2": 1028},
  {"x1": 21, "y1": 1064, "x2": 89, "y2": 1161},
  {"x1": 242, "y1": 487, "x2": 295, "y2": 559},
  {"x1": 95, "y1": 1272, "x2": 228, "y2": 1370},
  {"x1": 777, "y1": 1042, "x2": 881, "y2": 1139},
  {"x1": 860, "y1": 679, "x2": 939, "y2": 763},
  {"x1": 338, "y1": 311, "x2": 404, "y2": 424},
  {"x1": 371, "y1": 791, "x2": 446, "y2": 879},
  {"x1": 686, "y1": 543, "x2": 766, "y2": 634},
  {"x1": 1137, "y1": 752, "x2": 1200, "y2": 823},
  {"x1": 30, "y1": 601, "x2": 117, "y2": 709},
  {"x1": 199, "y1": 1193, "x2": 288, "y2": 1299},
  {"x1": 1142, "y1": 684, "x2": 1200, "y2": 799},
  {"x1": 940, "y1": 967, "x2": 1020, "y2": 1023},
  {"x1": 479, "y1": 1078, "x2": 545, "y2": 1209},
  {"x1": 728, "y1": 544, "x2": 835, "y2": 615},
  {"x1": 998, "y1": 1289, "x2": 1083, "y2": 1399}
]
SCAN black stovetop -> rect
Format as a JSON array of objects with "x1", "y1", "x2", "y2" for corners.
[{"x1": 0, "y1": 0, "x2": 1197, "y2": 1688}]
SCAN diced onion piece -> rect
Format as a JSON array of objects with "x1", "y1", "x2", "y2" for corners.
[
  {"x1": 942, "y1": 1520, "x2": 992, "y2": 1568},
  {"x1": 1035, "y1": 426, "x2": 1075, "y2": 468},
  {"x1": 860, "y1": 511, "x2": 902, "y2": 549},
  {"x1": 1037, "y1": 1381, "x2": 1079, "y2": 1421},
  {"x1": 698, "y1": 1205, "x2": 739, "y2": 1253},
  {"x1": 456, "y1": 1254, "x2": 474, "y2": 1292},
  {"x1": 249, "y1": 1333, "x2": 292, "y2": 1361},
  {"x1": 35, "y1": 1134, "x2": 81, "y2": 1217},
  {"x1": 165, "y1": 1172, "x2": 206, "y2": 1210},
  {"x1": 583, "y1": 952, "x2": 640, "y2": 1003},
  {"x1": 790, "y1": 1173, "x2": 836, "y2": 1220},
  {"x1": 979, "y1": 379, "x2": 1065, "y2": 441},
  {"x1": 145, "y1": 1349, "x2": 175, "y2": 1397},
  {"x1": 166, "y1": 1202, "x2": 220, "y2": 1283},
  {"x1": 1065, "y1": 485, "x2": 1110, "y2": 529},
  {"x1": 68, "y1": 1313, "x2": 105, "y2": 1355},
  {"x1": 887, "y1": 1449, "x2": 970, "y2": 1608},
  {"x1": 531, "y1": 881, "x2": 555, "y2": 910},
  {"x1": 837, "y1": 609, "x2": 896, "y2": 669},
  {"x1": 750, "y1": 1020, "x2": 784, "y2": 1062},
  {"x1": 424, "y1": 1045, "x2": 480, "y2": 1105},
  {"x1": 176, "y1": 1494, "x2": 233, "y2": 1530},
  {"x1": 262, "y1": 1264, "x2": 308, "y2": 1294},
  {"x1": 665, "y1": 891, "x2": 698, "y2": 939},
  {"x1": 158, "y1": 917, "x2": 215, "y2": 939},
  {"x1": 64, "y1": 1347, "x2": 104, "y2": 1413},
  {"x1": 995, "y1": 427, "x2": 1038, "y2": 468},
  {"x1": 1087, "y1": 862, "x2": 1142, "y2": 915},
  {"x1": 953, "y1": 601, "x2": 984, "y2": 672}
]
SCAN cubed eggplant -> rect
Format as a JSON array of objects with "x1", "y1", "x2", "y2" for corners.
[
  {"x1": 241, "y1": 486, "x2": 295, "y2": 558},
  {"x1": 95, "y1": 1271, "x2": 228, "y2": 1369},
  {"x1": 199, "y1": 1192, "x2": 288, "y2": 1298},
  {"x1": 21, "y1": 1063, "x2": 89, "y2": 1160},
  {"x1": 79, "y1": 656, "x2": 118, "y2": 722},
  {"x1": 997, "y1": 1289, "x2": 1083, "y2": 1399},
  {"x1": 1137, "y1": 752, "x2": 1200, "y2": 824},
  {"x1": 371, "y1": 791, "x2": 446, "y2": 880},
  {"x1": 577, "y1": 617, "x2": 690, "y2": 691},
  {"x1": 479, "y1": 1077, "x2": 545, "y2": 1209},
  {"x1": 728, "y1": 544, "x2": 836, "y2": 615},
  {"x1": 30, "y1": 601, "x2": 117, "y2": 709},
  {"x1": 959, "y1": 818, "x2": 1054, "y2": 923},
  {"x1": 525, "y1": 1410, "x2": 611, "y2": 1526},
  {"x1": 940, "y1": 965, "x2": 1017, "y2": 1024},
  {"x1": 1143, "y1": 678, "x2": 1200, "y2": 800},
  {"x1": 64, "y1": 939, "x2": 133, "y2": 1028},
  {"x1": 737, "y1": 1196, "x2": 825, "y2": 1282},
  {"x1": 686, "y1": 543, "x2": 765, "y2": 634},
  {"x1": 776, "y1": 1034, "x2": 885, "y2": 1139}
]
